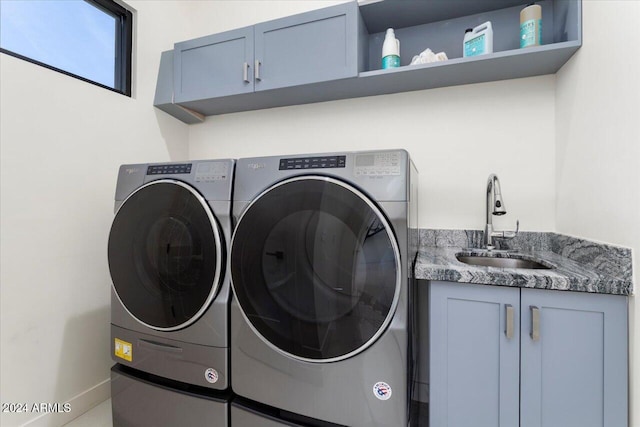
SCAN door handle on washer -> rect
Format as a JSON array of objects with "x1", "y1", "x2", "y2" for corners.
[{"x1": 139, "y1": 339, "x2": 183, "y2": 353}]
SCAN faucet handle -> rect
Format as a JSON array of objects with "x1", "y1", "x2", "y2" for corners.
[
  {"x1": 502, "y1": 220, "x2": 519, "y2": 239},
  {"x1": 493, "y1": 220, "x2": 519, "y2": 241}
]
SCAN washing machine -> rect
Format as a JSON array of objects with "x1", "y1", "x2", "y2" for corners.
[
  {"x1": 107, "y1": 159, "x2": 234, "y2": 426},
  {"x1": 230, "y1": 150, "x2": 418, "y2": 426}
]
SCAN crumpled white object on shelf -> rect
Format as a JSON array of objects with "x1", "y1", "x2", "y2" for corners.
[{"x1": 410, "y1": 48, "x2": 448, "y2": 65}]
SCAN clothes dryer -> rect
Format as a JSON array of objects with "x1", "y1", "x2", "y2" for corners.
[
  {"x1": 108, "y1": 160, "x2": 234, "y2": 390},
  {"x1": 230, "y1": 150, "x2": 418, "y2": 426}
]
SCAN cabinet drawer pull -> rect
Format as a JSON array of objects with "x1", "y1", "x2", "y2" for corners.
[
  {"x1": 255, "y1": 59, "x2": 262, "y2": 81},
  {"x1": 530, "y1": 306, "x2": 540, "y2": 341},
  {"x1": 505, "y1": 304, "x2": 514, "y2": 339},
  {"x1": 243, "y1": 62, "x2": 250, "y2": 83},
  {"x1": 139, "y1": 339, "x2": 183, "y2": 354}
]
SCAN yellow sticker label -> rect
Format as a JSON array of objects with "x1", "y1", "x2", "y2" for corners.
[{"x1": 114, "y1": 338, "x2": 132, "y2": 362}]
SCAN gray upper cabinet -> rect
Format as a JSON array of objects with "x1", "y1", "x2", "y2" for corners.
[
  {"x1": 429, "y1": 281, "x2": 628, "y2": 427},
  {"x1": 173, "y1": 27, "x2": 254, "y2": 103},
  {"x1": 172, "y1": 2, "x2": 362, "y2": 105},
  {"x1": 253, "y1": 3, "x2": 362, "y2": 92},
  {"x1": 520, "y1": 289, "x2": 628, "y2": 427},
  {"x1": 156, "y1": 0, "x2": 582, "y2": 122},
  {"x1": 154, "y1": 50, "x2": 204, "y2": 124}
]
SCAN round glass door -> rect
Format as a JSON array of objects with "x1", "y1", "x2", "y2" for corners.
[
  {"x1": 108, "y1": 180, "x2": 223, "y2": 331},
  {"x1": 231, "y1": 176, "x2": 400, "y2": 362}
]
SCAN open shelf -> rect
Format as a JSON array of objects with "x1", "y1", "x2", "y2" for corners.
[
  {"x1": 360, "y1": 0, "x2": 581, "y2": 71},
  {"x1": 358, "y1": 40, "x2": 581, "y2": 90}
]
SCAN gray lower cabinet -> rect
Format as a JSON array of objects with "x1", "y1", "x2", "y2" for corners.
[
  {"x1": 520, "y1": 288, "x2": 628, "y2": 427},
  {"x1": 173, "y1": 2, "x2": 361, "y2": 104},
  {"x1": 429, "y1": 281, "x2": 520, "y2": 427},
  {"x1": 429, "y1": 281, "x2": 628, "y2": 427}
]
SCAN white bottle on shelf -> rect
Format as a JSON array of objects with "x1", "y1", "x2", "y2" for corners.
[
  {"x1": 381, "y1": 28, "x2": 400, "y2": 69},
  {"x1": 463, "y1": 21, "x2": 493, "y2": 57}
]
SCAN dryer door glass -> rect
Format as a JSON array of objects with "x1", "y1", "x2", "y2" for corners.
[
  {"x1": 108, "y1": 180, "x2": 223, "y2": 330},
  {"x1": 231, "y1": 177, "x2": 400, "y2": 361}
]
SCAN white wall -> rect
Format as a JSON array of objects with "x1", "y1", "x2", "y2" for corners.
[
  {"x1": 0, "y1": 1, "x2": 208, "y2": 425},
  {"x1": 555, "y1": 0, "x2": 640, "y2": 424},
  {"x1": 187, "y1": 5, "x2": 557, "y2": 234},
  {"x1": 190, "y1": 77, "x2": 556, "y2": 232}
]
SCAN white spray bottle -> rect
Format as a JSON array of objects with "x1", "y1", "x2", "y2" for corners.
[{"x1": 382, "y1": 28, "x2": 400, "y2": 69}]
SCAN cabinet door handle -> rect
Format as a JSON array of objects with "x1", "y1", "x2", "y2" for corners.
[
  {"x1": 255, "y1": 59, "x2": 262, "y2": 81},
  {"x1": 243, "y1": 62, "x2": 250, "y2": 83},
  {"x1": 505, "y1": 304, "x2": 514, "y2": 339},
  {"x1": 530, "y1": 306, "x2": 540, "y2": 342}
]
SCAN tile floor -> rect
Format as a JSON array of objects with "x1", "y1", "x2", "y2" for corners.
[{"x1": 63, "y1": 399, "x2": 112, "y2": 427}]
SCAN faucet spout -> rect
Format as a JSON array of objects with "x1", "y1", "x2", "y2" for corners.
[
  {"x1": 484, "y1": 173, "x2": 518, "y2": 250},
  {"x1": 486, "y1": 174, "x2": 506, "y2": 225}
]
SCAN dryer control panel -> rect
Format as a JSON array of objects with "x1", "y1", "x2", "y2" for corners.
[
  {"x1": 147, "y1": 163, "x2": 192, "y2": 175},
  {"x1": 194, "y1": 161, "x2": 230, "y2": 182},
  {"x1": 279, "y1": 155, "x2": 346, "y2": 170},
  {"x1": 354, "y1": 152, "x2": 401, "y2": 176}
]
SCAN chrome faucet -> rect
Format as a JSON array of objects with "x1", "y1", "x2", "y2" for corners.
[{"x1": 484, "y1": 173, "x2": 519, "y2": 250}]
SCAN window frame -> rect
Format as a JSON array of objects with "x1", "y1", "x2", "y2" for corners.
[{"x1": 0, "y1": 0, "x2": 133, "y2": 97}]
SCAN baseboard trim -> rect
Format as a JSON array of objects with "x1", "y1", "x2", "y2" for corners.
[{"x1": 23, "y1": 379, "x2": 110, "y2": 427}]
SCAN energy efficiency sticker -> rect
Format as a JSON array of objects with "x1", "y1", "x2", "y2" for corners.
[{"x1": 114, "y1": 338, "x2": 132, "y2": 362}]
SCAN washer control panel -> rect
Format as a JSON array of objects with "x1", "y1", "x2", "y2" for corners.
[
  {"x1": 147, "y1": 163, "x2": 192, "y2": 175},
  {"x1": 279, "y1": 155, "x2": 346, "y2": 170},
  {"x1": 194, "y1": 161, "x2": 230, "y2": 182},
  {"x1": 354, "y1": 152, "x2": 401, "y2": 176}
]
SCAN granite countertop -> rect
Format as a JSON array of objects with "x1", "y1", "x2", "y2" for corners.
[{"x1": 415, "y1": 230, "x2": 633, "y2": 296}]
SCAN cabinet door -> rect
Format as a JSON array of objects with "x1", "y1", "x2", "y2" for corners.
[
  {"x1": 429, "y1": 281, "x2": 520, "y2": 427},
  {"x1": 174, "y1": 27, "x2": 254, "y2": 103},
  {"x1": 521, "y1": 289, "x2": 628, "y2": 427},
  {"x1": 254, "y1": 2, "x2": 360, "y2": 92}
]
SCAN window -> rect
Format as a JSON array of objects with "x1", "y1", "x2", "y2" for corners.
[{"x1": 0, "y1": 0, "x2": 132, "y2": 96}]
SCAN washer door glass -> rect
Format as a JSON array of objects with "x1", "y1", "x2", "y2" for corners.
[
  {"x1": 231, "y1": 177, "x2": 400, "y2": 361},
  {"x1": 108, "y1": 180, "x2": 223, "y2": 330}
]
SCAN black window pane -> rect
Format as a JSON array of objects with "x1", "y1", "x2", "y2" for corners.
[
  {"x1": 108, "y1": 182, "x2": 220, "y2": 329},
  {"x1": 232, "y1": 179, "x2": 399, "y2": 360}
]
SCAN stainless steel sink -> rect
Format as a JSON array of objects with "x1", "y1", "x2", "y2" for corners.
[{"x1": 456, "y1": 254, "x2": 552, "y2": 269}]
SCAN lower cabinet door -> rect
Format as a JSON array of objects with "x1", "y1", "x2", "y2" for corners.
[
  {"x1": 429, "y1": 281, "x2": 520, "y2": 427},
  {"x1": 520, "y1": 289, "x2": 628, "y2": 427}
]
